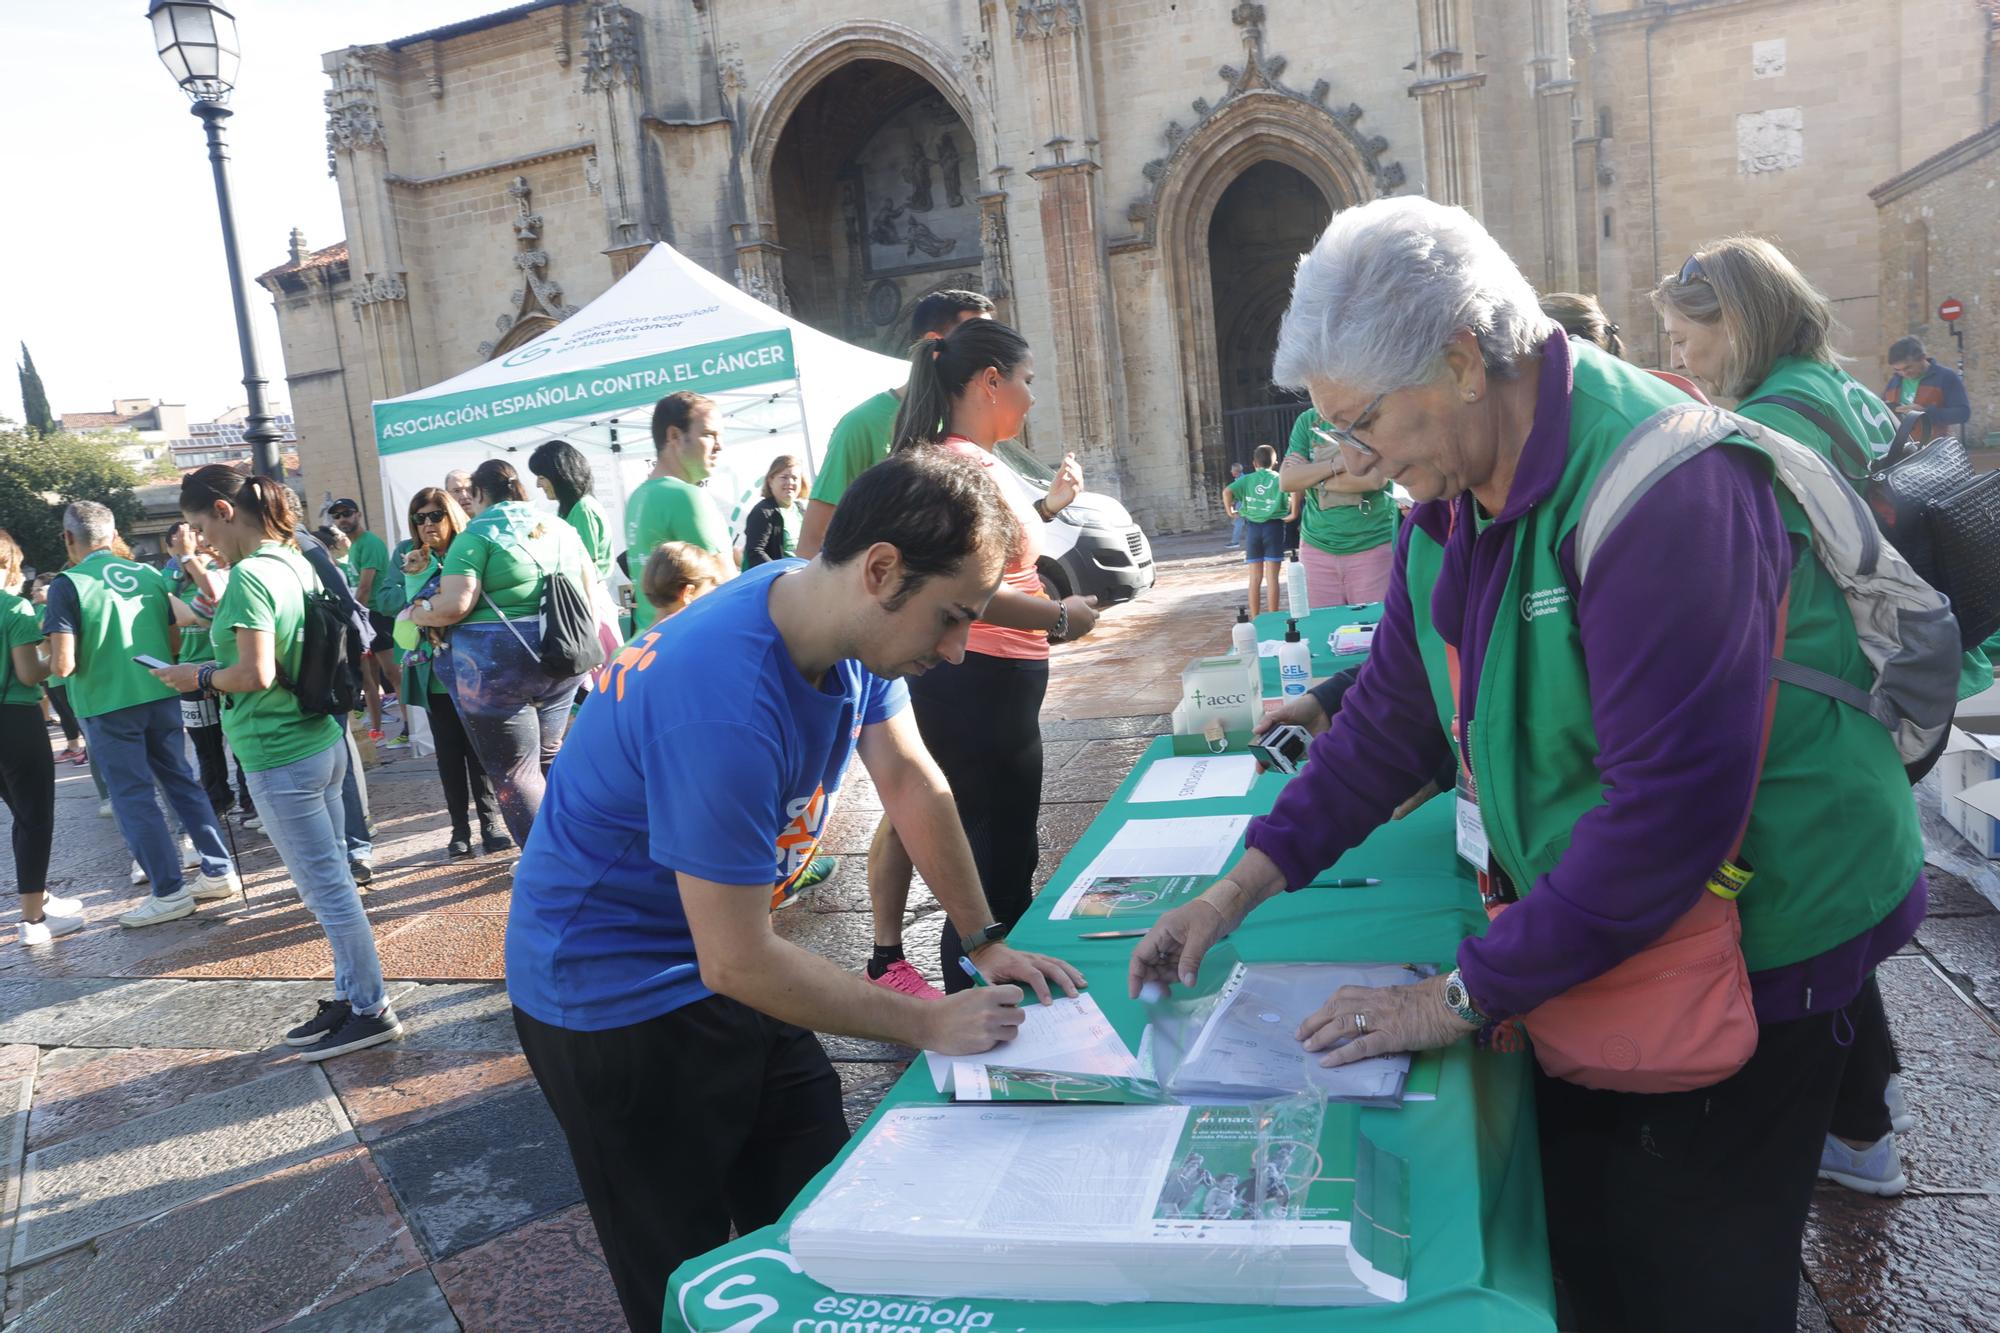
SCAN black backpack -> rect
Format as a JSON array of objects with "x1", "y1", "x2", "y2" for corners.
[
  {"x1": 254, "y1": 551, "x2": 364, "y2": 717},
  {"x1": 481, "y1": 529, "x2": 607, "y2": 679}
]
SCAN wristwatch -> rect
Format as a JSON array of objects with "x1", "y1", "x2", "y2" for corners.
[
  {"x1": 959, "y1": 922, "x2": 1010, "y2": 955},
  {"x1": 1442, "y1": 968, "x2": 1488, "y2": 1027}
]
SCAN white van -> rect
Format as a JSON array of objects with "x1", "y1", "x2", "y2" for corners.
[{"x1": 990, "y1": 441, "x2": 1156, "y2": 605}]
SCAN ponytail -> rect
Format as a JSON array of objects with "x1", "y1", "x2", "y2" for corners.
[
  {"x1": 180, "y1": 465, "x2": 297, "y2": 545},
  {"x1": 890, "y1": 318, "x2": 1031, "y2": 454}
]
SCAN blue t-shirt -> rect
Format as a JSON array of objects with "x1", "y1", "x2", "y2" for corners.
[{"x1": 505, "y1": 559, "x2": 907, "y2": 1031}]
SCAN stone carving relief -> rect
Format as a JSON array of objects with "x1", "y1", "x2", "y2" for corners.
[
  {"x1": 1736, "y1": 108, "x2": 1803, "y2": 174},
  {"x1": 1751, "y1": 39, "x2": 1786, "y2": 79},
  {"x1": 734, "y1": 265, "x2": 785, "y2": 311},
  {"x1": 478, "y1": 176, "x2": 581, "y2": 358},
  {"x1": 1123, "y1": 2, "x2": 1405, "y2": 237},
  {"x1": 323, "y1": 54, "x2": 385, "y2": 177},
  {"x1": 580, "y1": 1, "x2": 641, "y2": 94},
  {"x1": 349, "y1": 274, "x2": 407, "y2": 309},
  {"x1": 1014, "y1": 1, "x2": 1084, "y2": 41}
]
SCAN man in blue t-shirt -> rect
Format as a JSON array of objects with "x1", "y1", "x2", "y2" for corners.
[{"x1": 507, "y1": 450, "x2": 1086, "y2": 1333}]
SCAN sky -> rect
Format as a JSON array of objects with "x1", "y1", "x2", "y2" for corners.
[{"x1": 0, "y1": 0, "x2": 510, "y2": 427}]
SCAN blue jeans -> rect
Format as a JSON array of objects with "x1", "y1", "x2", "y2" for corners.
[
  {"x1": 81, "y1": 698, "x2": 232, "y2": 899},
  {"x1": 1230, "y1": 515, "x2": 1245, "y2": 546},
  {"x1": 245, "y1": 738, "x2": 386, "y2": 1015},
  {"x1": 339, "y1": 730, "x2": 373, "y2": 863},
  {"x1": 1242, "y1": 518, "x2": 1286, "y2": 563}
]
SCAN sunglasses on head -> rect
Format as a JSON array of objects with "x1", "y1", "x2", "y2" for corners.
[
  {"x1": 1677, "y1": 253, "x2": 1708, "y2": 286},
  {"x1": 414, "y1": 509, "x2": 447, "y2": 525}
]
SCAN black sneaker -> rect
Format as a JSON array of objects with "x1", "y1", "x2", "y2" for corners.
[
  {"x1": 348, "y1": 859, "x2": 374, "y2": 887},
  {"x1": 284, "y1": 999, "x2": 352, "y2": 1047},
  {"x1": 298, "y1": 1005, "x2": 404, "y2": 1062},
  {"x1": 447, "y1": 838, "x2": 474, "y2": 859},
  {"x1": 481, "y1": 827, "x2": 513, "y2": 856}
]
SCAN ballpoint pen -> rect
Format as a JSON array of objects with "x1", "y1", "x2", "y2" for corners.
[
  {"x1": 957, "y1": 956, "x2": 991, "y2": 987},
  {"x1": 1318, "y1": 877, "x2": 1382, "y2": 888}
]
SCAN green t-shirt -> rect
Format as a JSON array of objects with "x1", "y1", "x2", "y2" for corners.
[
  {"x1": 566, "y1": 494, "x2": 614, "y2": 578},
  {"x1": 168, "y1": 562, "x2": 214, "y2": 665},
  {"x1": 344, "y1": 529, "x2": 395, "y2": 615},
  {"x1": 1225, "y1": 468, "x2": 1289, "y2": 524},
  {"x1": 398, "y1": 549, "x2": 446, "y2": 700},
  {"x1": 214, "y1": 544, "x2": 344, "y2": 773},
  {"x1": 0, "y1": 588, "x2": 44, "y2": 707},
  {"x1": 1286, "y1": 409, "x2": 1397, "y2": 556},
  {"x1": 51, "y1": 550, "x2": 177, "y2": 719},
  {"x1": 446, "y1": 501, "x2": 593, "y2": 623},
  {"x1": 810, "y1": 389, "x2": 901, "y2": 505},
  {"x1": 625, "y1": 475, "x2": 730, "y2": 568}
]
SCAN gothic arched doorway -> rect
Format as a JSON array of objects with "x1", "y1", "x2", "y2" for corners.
[
  {"x1": 767, "y1": 59, "x2": 984, "y2": 353},
  {"x1": 1208, "y1": 161, "x2": 1332, "y2": 470}
]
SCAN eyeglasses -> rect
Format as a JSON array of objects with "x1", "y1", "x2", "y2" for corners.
[
  {"x1": 1676, "y1": 253, "x2": 1709, "y2": 286},
  {"x1": 1309, "y1": 390, "x2": 1389, "y2": 462},
  {"x1": 328, "y1": 508, "x2": 358, "y2": 520},
  {"x1": 413, "y1": 509, "x2": 447, "y2": 526}
]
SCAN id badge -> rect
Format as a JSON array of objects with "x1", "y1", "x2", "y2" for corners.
[{"x1": 1454, "y1": 781, "x2": 1490, "y2": 872}]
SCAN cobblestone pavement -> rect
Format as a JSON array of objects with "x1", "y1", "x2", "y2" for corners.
[{"x1": 1, "y1": 531, "x2": 1995, "y2": 1330}]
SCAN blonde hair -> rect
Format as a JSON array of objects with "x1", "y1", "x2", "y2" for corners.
[
  {"x1": 1540, "y1": 292, "x2": 1624, "y2": 359},
  {"x1": 1648, "y1": 236, "x2": 1840, "y2": 398},
  {"x1": 0, "y1": 529, "x2": 21, "y2": 590},
  {"x1": 641, "y1": 541, "x2": 731, "y2": 612}
]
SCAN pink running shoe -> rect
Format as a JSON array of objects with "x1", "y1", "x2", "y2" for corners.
[{"x1": 868, "y1": 959, "x2": 944, "y2": 1001}]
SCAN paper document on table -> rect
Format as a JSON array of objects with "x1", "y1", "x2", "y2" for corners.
[
  {"x1": 951, "y1": 1065, "x2": 1175, "y2": 1103},
  {"x1": 1329, "y1": 624, "x2": 1377, "y2": 655},
  {"x1": 1130, "y1": 754, "x2": 1259, "y2": 803},
  {"x1": 925, "y1": 990, "x2": 1139, "y2": 1091},
  {"x1": 1048, "y1": 815, "x2": 1250, "y2": 920}
]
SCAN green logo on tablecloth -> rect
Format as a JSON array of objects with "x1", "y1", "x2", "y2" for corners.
[{"x1": 674, "y1": 1246, "x2": 1012, "y2": 1333}]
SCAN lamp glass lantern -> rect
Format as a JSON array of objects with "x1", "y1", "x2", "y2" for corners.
[{"x1": 148, "y1": 1, "x2": 240, "y2": 103}]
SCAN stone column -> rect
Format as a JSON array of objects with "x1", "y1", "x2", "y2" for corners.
[
  {"x1": 1013, "y1": 1, "x2": 1128, "y2": 494},
  {"x1": 730, "y1": 221, "x2": 790, "y2": 313},
  {"x1": 1529, "y1": 0, "x2": 1582, "y2": 291},
  {"x1": 1407, "y1": 0, "x2": 1485, "y2": 213},
  {"x1": 324, "y1": 47, "x2": 422, "y2": 403},
  {"x1": 580, "y1": 1, "x2": 650, "y2": 257}
]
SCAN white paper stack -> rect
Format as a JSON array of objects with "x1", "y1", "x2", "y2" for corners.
[
  {"x1": 922, "y1": 991, "x2": 1139, "y2": 1092},
  {"x1": 789, "y1": 1104, "x2": 1399, "y2": 1307}
]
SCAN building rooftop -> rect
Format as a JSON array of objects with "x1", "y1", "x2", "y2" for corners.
[
  {"x1": 382, "y1": 0, "x2": 566, "y2": 50},
  {"x1": 256, "y1": 241, "x2": 350, "y2": 284}
]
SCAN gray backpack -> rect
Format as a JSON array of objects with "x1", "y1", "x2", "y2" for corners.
[{"x1": 1574, "y1": 401, "x2": 1958, "y2": 764}]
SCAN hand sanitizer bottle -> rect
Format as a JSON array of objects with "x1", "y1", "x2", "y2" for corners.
[
  {"x1": 1231, "y1": 606, "x2": 1257, "y2": 661},
  {"x1": 1284, "y1": 549, "x2": 1311, "y2": 618},
  {"x1": 1278, "y1": 618, "x2": 1311, "y2": 698}
]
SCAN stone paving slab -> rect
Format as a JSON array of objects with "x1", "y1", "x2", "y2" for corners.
[
  {"x1": 1924, "y1": 868, "x2": 1999, "y2": 918},
  {"x1": 817, "y1": 1034, "x2": 920, "y2": 1063},
  {"x1": 283, "y1": 1267, "x2": 460, "y2": 1333},
  {"x1": 323, "y1": 1048, "x2": 532, "y2": 1142},
  {"x1": 123, "y1": 907, "x2": 343, "y2": 981},
  {"x1": 4, "y1": 1145, "x2": 420, "y2": 1333},
  {"x1": 1803, "y1": 1191, "x2": 2000, "y2": 1330},
  {"x1": 1040, "y1": 714, "x2": 1173, "y2": 742},
  {"x1": 431, "y1": 1201, "x2": 622, "y2": 1331},
  {"x1": 835, "y1": 1062, "x2": 907, "y2": 1133},
  {"x1": 67, "y1": 979, "x2": 413, "y2": 1051},
  {"x1": 0, "y1": 978, "x2": 180, "y2": 1047},
  {"x1": 352, "y1": 860, "x2": 513, "y2": 916},
  {"x1": 391, "y1": 982, "x2": 522, "y2": 1051},
  {"x1": 370, "y1": 911, "x2": 509, "y2": 981},
  {"x1": 27, "y1": 1045, "x2": 297, "y2": 1152},
  {"x1": 1874, "y1": 957, "x2": 2000, "y2": 1194},
  {"x1": 11, "y1": 1063, "x2": 355, "y2": 1267},
  {"x1": 1914, "y1": 913, "x2": 2000, "y2": 1015},
  {"x1": 0, "y1": 1066, "x2": 30, "y2": 1315},
  {"x1": 369, "y1": 1080, "x2": 582, "y2": 1261},
  {"x1": 5, "y1": 921, "x2": 192, "y2": 982}
]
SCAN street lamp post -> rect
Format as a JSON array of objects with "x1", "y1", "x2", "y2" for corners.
[{"x1": 149, "y1": 1, "x2": 285, "y2": 481}]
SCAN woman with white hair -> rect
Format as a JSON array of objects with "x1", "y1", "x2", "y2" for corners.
[{"x1": 1129, "y1": 197, "x2": 1926, "y2": 1331}]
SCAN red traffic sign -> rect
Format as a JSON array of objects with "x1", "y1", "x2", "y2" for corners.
[{"x1": 1940, "y1": 298, "x2": 1964, "y2": 322}]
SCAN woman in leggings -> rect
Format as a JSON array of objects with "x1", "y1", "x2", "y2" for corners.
[
  {"x1": 889, "y1": 319, "x2": 1099, "y2": 991},
  {"x1": 396, "y1": 487, "x2": 506, "y2": 859},
  {"x1": 3, "y1": 531, "x2": 83, "y2": 945}
]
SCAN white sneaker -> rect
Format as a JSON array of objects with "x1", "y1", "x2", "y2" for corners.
[
  {"x1": 120, "y1": 891, "x2": 195, "y2": 928},
  {"x1": 41, "y1": 892, "x2": 83, "y2": 917},
  {"x1": 20, "y1": 914, "x2": 84, "y2": 946},
  {"x1": 190, "y1": 870, "x2": 241, "y2": 902},
  {"x1": 1885, "y1": 1074, "x2": 1915, "y2": 1135},
  {"x1": 97, "y1": 799, "x2": 113, "y2": 818},
  {"x1": 131, "y1": 859, "x2": 148, "y2": 885},
  {"x1": 183, "y1": 836, "x2": 198, "y2": 868}
]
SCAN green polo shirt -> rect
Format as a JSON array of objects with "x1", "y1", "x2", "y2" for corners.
[
  {"x1": 214, "y1": 543, "x2": 344, "y2": 773},
  {"x1": 810, "y1": 389, "x2": 901, "y2": 506},
  {"x1": 626, "y1": 475, "x2": 730, "y2": 567},
  {"x1": 0, "y1": 588, "x2": 43, "y2": 707},
  {"x1": 446, "y1": 501, "x2": 592, "y2": 623},
  {"x1": 1285, "y1": 409, "x2": 1397, "y2": 556}
]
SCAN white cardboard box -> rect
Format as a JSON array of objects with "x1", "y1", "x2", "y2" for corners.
[{"x1": 1941, "y1": 727, "x2": 2000, "y2": 856}]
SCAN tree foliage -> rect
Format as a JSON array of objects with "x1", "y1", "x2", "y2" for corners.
[
  {"x1": 0, "y1": 420, "x2": 146, "y2": 574},
  {"x1": 16, "y1": 343, "x2": 54, "y2": 435}
]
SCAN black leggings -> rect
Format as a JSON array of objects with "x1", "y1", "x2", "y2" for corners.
[
  {"x1": 908, "y1": 650, "x2": 1049, "y2": 993},
  {"x1": 1829, "y1": 970, "x2": 1900, "y2": 1142},
  {"x1": 424, "y1": 689, "x2": 498, "y2": 842},
  {"x1": 45, "y1": 684, "x2": 80, "y2": 745},
  {"x1": 1, "y1": 704, "x2": 56, "y2": 896}
]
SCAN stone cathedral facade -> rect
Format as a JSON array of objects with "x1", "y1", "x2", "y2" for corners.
[{"x1": 260, "y1": 0, "x2": 1996, "y2": 533}]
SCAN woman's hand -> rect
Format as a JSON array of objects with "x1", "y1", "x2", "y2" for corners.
[
  {"x1": 1046, "y1": 453, "x2": 1084, "y2": 513},
  {"x1": 1296, "y1": 973, "x2": 1478, "y2": 1067},
  {"x1": 150, "y1": 662, "x2": 204, "y2": 693},
  {"x1": 1054, "y1": 594, "x2": 1098, "y2": 643},
  {"x1": 1127, "y1": 880, "x2": 1251, "y2": 994}
]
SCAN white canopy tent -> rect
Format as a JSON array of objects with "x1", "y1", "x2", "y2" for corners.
[{"x1": 371, "y1": 242, "x2": 909, "y2": 580}]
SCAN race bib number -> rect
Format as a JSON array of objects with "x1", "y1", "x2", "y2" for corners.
[{"x1": 1455, "y1": 784, "x2": 1490, "y2": 872}]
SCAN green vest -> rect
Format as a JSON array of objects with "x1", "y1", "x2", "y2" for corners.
[
  {"x1": 1403, "y1": 345, "x2": 1921, "y2": 973},
  {"x1": 59, "y1": 550, "x2": 178, "y2": 719}
]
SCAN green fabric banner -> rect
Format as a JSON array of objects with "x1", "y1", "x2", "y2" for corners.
[{"x1": 373, "y1": 329, "x2": 795, "y2": 455}]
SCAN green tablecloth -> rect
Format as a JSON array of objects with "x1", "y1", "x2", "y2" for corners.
[
  {"x1": 667, "y1": 733, "x2": 1555, "y2": 1331},
  {"x1": 1256, "y1": 601, "x2": 1385, "y2": 697}
]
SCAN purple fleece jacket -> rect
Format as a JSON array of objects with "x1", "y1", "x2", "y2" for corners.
[{"x1": 1243, "y1": 335, "x2": 1922, "y2": 1024}]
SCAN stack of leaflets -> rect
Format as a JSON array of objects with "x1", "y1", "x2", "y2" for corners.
[
  {"x1": 789, "y1": 1098, "x2": 1408, "y2": 1307},
  {"x1": 1048, "y1": 815, "x2": 1250, "y2": 922},
  {"x1": 922, "y1": 991, "x2": 1140, "y2": 1093},
  {"x1": 1150, "y1": 961, "x2": 1432, "y2": 1107}
]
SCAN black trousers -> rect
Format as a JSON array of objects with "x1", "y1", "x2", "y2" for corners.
[
  {"x1": 0, "y1": 704, "x2": 55, "y2": 896},
  {"x1": 1828, "y1": 971, "x2": 1900, "y2": 1143},
  {"x1": 44, "y1": 684, "x2": 80, "y2": 745},
  {"x1": 1537, "y1": 1003, "x2": 1853, "y2": 1332},
  {"x1": 424, "y1": 691, "x2": 498, "y2": 841},
  {"x1": 908, "y1": 650, "x2": 1049, "y2": 993},
  {"x1": 513, "y1": 997, "x2": 848, "y2": 1333},
  {"x1": 180, "y1": 693, "x2": 234, "y2": 814}
]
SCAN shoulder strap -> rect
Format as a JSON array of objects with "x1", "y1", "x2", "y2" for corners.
[{"x1": 1740, "y1": 393, "x2": 1871, "y2": 480}]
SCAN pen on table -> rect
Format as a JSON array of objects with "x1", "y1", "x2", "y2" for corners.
[
  {"x1": 957, "y1": 956, "x2": 991, "y2": 987},
  {"x1": 1077, "y1": 929, "x2": 1149, "y2": 940},
  {"x1": 1318, "y1": 877, "x2": 1382, "y2": 888}
]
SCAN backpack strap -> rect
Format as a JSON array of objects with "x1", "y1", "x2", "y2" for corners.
[{"x1": 1740, "y1": 393, "x2": 1873, "y2": 481}]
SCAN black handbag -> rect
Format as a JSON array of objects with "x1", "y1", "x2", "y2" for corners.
[{"x1": 1746, "y1": 394, "x2": 2000, "y2": 649}]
